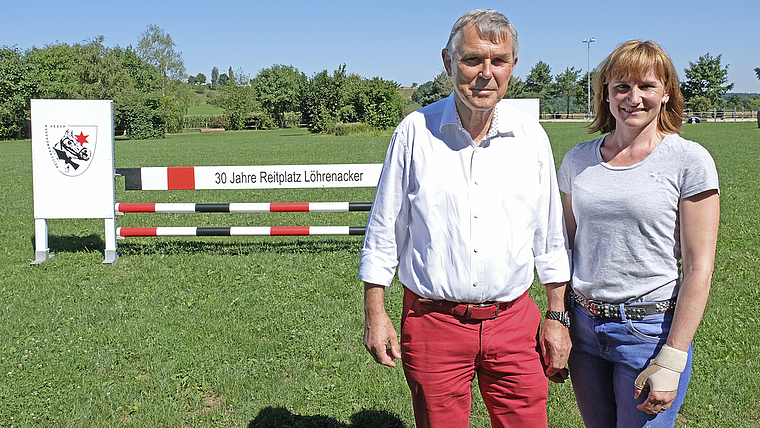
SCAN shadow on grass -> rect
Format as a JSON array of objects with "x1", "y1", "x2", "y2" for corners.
[
  {"x1": 39, "y1": 234, "x2": 106, "y2": 254},
  {"x1": 116, "y1": 238, "x2": 363, "y2": 257},
  {"x1": 248, "y1": 406, "x2": 406, "y2": 428}
]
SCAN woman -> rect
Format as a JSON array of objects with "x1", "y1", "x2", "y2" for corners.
[{"x1": 558, "y1": 40, "x2": 720, "y2": 428}]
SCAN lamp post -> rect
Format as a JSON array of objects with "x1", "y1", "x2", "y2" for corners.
[{"x1": 582, "y1": 37, "x2": 595, "y2": 119}]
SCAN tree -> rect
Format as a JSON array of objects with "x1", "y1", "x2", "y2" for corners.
[
  {"x1": 300, "y1": 65, "x2": 366, "y2": 133},
  {"x1": 552, "y1": 66, "x2": 581, "y2": 118},
  {"x1": 211, "y1": 66, "x2": 219, "y2": 86},
  {"x1": 137, "y1": 24, "x2": 186, "y2": 92},
  {"x1": 524, "y1": 61, "x2": 553, "y2": 113},
  {"x1": 228, "y1": 66, "x2": 235, "y2": 84},
  {"x1": 681, "y1": 53, "x2": 734, "y2": 111},
  {"x1": 73, "y1": 37, "x2": 135, "y2": 102},
  {"x1": 412, "y1": 71, "x2": 452, "y2": 106},
  {"x1": 747, "y1": 96, "x2": 760, "y2": 111},
  {"x1": 163, "y1": 79, "x2": 198, "y2": 132},
  {"x1": 354, "y1": 77, "x2": 404, "y2": 130},
  {"x1": 524, "y1": 60, "x2": 553, "y2": 96},
  {"x1": 252, "y1": 64, "x2": 307, "y2": 127},
  {"x1": 302, "y1": 68, "x2": 344, "y2": 133},
  {"x1": 755, "y1": 67, "x2": 760, "y2": 80},
  {"x1": 0, "y1": 46, "x2": 35, "y2": 139},
  {"x1": 575, "y1": 71, "x2": 595, "y2": 113},
  {"x1": 412, "y1": 80, "x2": 436, "y2": 106},
  {"x1": 25, "y1": 42, "x2": 79, "y2": 99},
  {"x1": 1, "y1": 38, "x2": 168, "y2": 140},
  {"x1": 686, "y1": 95, "x2": 713, "y2": 114},
  {"x1": 195, "y1": 73, "x2": 206, "y2": 85},
  {"x1": 214, "y1": 84, "x2": 257, "y2": 130},
  {"x1": 113, "y1": 45, "x2": 160, "y2": 94},
  {"x1": 504, "y1": 76, "x2": 526, "y2": 99}
]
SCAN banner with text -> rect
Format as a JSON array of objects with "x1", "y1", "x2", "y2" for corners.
[{"x1": 134, "y1": 164, "x2": 384, "y2": 190}]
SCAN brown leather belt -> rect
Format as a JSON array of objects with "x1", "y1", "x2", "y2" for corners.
[{"x1": 417, "y1": 299, "x2": 511, "y2": 320}]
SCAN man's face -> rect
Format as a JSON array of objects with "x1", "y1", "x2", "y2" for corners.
[{"x1": 443, "y1": 23, "x2": 517, "y2": 116}]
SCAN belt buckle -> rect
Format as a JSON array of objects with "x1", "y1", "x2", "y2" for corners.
[
  {"x1": 471, "y1": 302, "x2": 496, "y2": 308},
  {"x1": 587, "y1": 301, "x2": 602, "y2": 316},
  {"x1": 465, "y1": 303, "x2": 498, "y2": 320}
]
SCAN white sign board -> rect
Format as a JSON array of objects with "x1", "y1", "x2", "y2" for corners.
[
  {"x1": 31, "y1": 99, "x2": 117, "y2": 264},
  {"x1": 503, "y1": 98, "x2": 540, "y2": 122}
]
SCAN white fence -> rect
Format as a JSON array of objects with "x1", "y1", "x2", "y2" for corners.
[
  {"x1": 684, "y1": 109, "x2": 758, "y2": 121},
  {"x1": 540, "y1": 109, "x2": 758, "y2": 122}
]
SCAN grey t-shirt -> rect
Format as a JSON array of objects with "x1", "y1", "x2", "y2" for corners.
[{"x1": 557, "y1": 134, "x2": 719, "y2": 303}]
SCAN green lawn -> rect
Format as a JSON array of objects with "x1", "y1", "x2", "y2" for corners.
[{"x1": 1, "y1": 123, "x2": 758, "y2": 427}]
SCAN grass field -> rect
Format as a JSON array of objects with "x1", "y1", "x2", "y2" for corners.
[{"x1": 1, "y1": 122, "x2": 759, "y2": 427}]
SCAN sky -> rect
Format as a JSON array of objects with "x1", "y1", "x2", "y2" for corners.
[{"x1": 2, "y1": 0, "x2": 759, "y2": 94}]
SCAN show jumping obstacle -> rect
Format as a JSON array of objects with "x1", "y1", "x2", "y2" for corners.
[
  {"x1": 30, "y1": 100, "x2": 382, "y2": 264},
  {"x1": 112, "y1": 166, "x2": 380, "y2": 241},
  {"x1": 114, "y1": 202, "x2": 372, "y2": 238}
]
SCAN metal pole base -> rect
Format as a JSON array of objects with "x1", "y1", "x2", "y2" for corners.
[
  {"x1": 103, "y1": 250, "x2": 119, "y2": 264},
  {"x1": 31, "y1": 250, "x2": 54, "y2": 266}
]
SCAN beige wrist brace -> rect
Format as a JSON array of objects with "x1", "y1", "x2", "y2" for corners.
[{"x1": 634, "y1": 345, "x2": 688, "y2": 392}]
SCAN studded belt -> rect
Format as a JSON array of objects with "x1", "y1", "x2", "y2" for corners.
[{"x1": 570, "y1": 291, "x2": 676, "y2": 320}]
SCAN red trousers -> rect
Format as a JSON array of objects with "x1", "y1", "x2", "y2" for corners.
[{"x1": 401, "y1": 287, "x2": 548, "y2": 428}]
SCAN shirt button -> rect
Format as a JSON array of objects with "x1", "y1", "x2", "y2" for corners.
[
  {"x1": 473, "y1": 281, "x2": 478, "y2": 287},
  {"x1": 473, "y1": 248, "x2": 478, "y2": 253}
]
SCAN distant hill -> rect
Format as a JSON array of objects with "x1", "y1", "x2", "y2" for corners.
[{"x1": 400, "y1": 87, "x2": 417, "y2": 101}]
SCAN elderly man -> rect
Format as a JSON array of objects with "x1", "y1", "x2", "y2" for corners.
[{"x1": 359, "y1": 9, "x2": 571, "y2": 428}]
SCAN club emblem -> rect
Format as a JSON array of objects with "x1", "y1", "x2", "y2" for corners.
[{"x1": 44, "y1": 126, "x2": 98, "y2": 176}]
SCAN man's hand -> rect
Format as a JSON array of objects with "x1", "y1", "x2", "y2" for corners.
[
  {"x1": 541, "y1": 283, "x2": 571, "y2": 383},
  {"x1": 539, "y1": 318, "x2": 571, "y2": 383},
  {"x1": 363, "y1": 283, "x2": 401, "y2": 367}
]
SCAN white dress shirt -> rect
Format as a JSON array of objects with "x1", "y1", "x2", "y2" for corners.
[{"x1": 359, "y1": 94, "x2": 570, "y2": 303}]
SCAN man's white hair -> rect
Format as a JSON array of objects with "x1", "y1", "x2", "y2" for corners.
[{"x1": 445, "y1": 9, "x2": 519, "y2": 59}]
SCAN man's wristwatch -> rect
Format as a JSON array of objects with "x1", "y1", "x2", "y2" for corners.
[{"x1": 546, "y1": 310, "x2": 571, "y2": 328}]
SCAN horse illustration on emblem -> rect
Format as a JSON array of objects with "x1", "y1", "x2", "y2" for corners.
[{"x1": 46, "y1": 126, "x2": 98, "y2": 176}]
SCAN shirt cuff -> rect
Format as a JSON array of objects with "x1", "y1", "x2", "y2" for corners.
[
  {"x1": 359, "y1": 250, "x2": 397, "y2": 287},
  {"x1": 535, "y1": 249, "x2": 571, "y2": 285}
]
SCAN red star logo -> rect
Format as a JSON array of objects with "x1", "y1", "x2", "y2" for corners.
[{"x1": 75, "y1": 132, "x2": 89, "y2": 145}]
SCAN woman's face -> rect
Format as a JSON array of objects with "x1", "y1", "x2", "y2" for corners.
[{"x1": 607, "y1": 68, "x2": 670, "y2": 132}]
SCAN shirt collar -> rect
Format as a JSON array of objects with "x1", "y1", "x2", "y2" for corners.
[{"x1": 440, "y1": 93, "x2": 515, "y2": 142}]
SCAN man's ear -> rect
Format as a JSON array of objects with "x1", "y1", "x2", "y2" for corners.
[{"x1": 442, "y1": 48, "x2": 453, "y2": 77}]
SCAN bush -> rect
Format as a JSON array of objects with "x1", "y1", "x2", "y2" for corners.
[
  {"x1": 244, "y1": 112, "x2": 277, "y2": 130},
  {"x1": 334, "y1": 122, "x2": 376, "y2": 136},
  {"x1": 117, "y1": 98, "x2": 166, "y2": 140},
  {"x1": 282, "y1": 111, "x2": 302, "y2": 128},
  {"x1": 355, "y1": 77, "x2": 404, "y2": 130},
  {"x1": 209, "y1": 115, "x2": 229, "y2": 129},
  {"x1": 183, "y1": 114, "x2": 219, "y2": 129},
  {"x1": 161, "y1": 96, "x2": 184, "y2": 134}
]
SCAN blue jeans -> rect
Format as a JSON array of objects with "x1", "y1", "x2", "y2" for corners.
[{"x1": 568, "y1": 303, "x2": 693, "y2": 428}]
